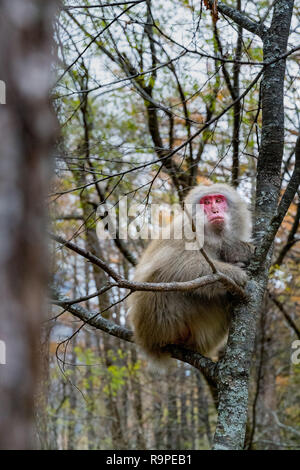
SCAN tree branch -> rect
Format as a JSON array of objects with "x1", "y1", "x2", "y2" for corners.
[
  {"x1": 52, "y1": 297, "x2": 218, "y2": 382},
  {"x1": 50, "y1": 232, "x2": 247, "y2": 297},
  {"x1": 207, "y1": 1, "x2": 267, "y2": 37}
]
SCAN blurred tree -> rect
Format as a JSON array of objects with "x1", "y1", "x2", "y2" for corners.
[{"x1": 0, "y1": 0, "x2": 58, "y2": 449}]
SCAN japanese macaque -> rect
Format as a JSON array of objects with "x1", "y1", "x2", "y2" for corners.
[{"x1": 128, "y1": 183, "x2": 252, "y2": 363}]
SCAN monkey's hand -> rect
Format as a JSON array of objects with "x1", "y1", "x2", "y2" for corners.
[
  {"x1": 228, "y1": 264, "x2": 248, "y2": 287},
  {"x1": 216, "y1": 261, "x2": 248, "y2": 287},
  {"x1": 235, "y1": 261, "x2": 248, "y2": 268},
  {"x1": 192, "y1": 260, "x2": 248, "y2": 297},
  {"x1": 220, "y1": 240, "x2": 253, "y2": 268}
]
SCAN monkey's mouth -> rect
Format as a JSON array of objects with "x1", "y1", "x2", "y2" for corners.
[{"x1": 210, "y1": 216, "x2": 224, "y2": 224}]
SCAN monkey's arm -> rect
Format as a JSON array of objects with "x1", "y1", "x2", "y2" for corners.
[
  {"x1": 148, "y1": 245, "x2": 248, "y2": 297},
  {"x1": 193, "y1": 256, "x2": 248, "y2": 297},
  {"x1": 133, "y1": 240, "x2": 248, "y2": 297},
  {"x1": 220, "y1": 240, "x2": 254, "y2": 268}
]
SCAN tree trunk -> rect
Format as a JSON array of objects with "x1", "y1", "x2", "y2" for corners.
[{"x1": 213, "y1": 0, "x2": 295, "y2": 450}]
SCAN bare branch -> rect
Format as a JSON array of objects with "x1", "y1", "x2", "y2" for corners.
[
  {"x1": 63, "y1": 1, "x2": 145, "y2": 9},
  {"x1": 274, "y1": 200, "x2": 300, "y2": 266},
  {"x1": 51, "y1": 67, "x2": 264, "y2": 197},
  {"x1": 51, "y1": 283, "x2": 116, "y2": 307},
  {"x1": 269, "y1": 293, "x2": 300, "y2": 339},
  {"x1": 55, "y1": 213, "x2": 83, "y2": 220},
  {"x1": 253, "y1": 134, "x2": 300, "y2": 266},
  {"x1": 57, "y1": 0, "x2": 146, "y2": 83}
]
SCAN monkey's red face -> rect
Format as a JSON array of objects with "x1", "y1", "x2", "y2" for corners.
[{"x1": 200, "y1": 194, "x2": 228, "y2": 226}]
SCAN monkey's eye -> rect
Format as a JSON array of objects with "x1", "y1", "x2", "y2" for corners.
[
  {"x1": 204, "y1": 199, "x2": 211, "y2": 204},
  {"x1": 215, "y1": 195, "x2": 225, "y2": 203}
]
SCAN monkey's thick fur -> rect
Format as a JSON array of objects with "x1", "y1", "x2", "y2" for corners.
[{"x1": 128, "y1": 183, "x2": 252, "y2": 363}]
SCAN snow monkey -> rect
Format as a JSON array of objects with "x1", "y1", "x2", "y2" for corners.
[{"x1": 128, "y1": 183, "x2": 253, "y2": 363}]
